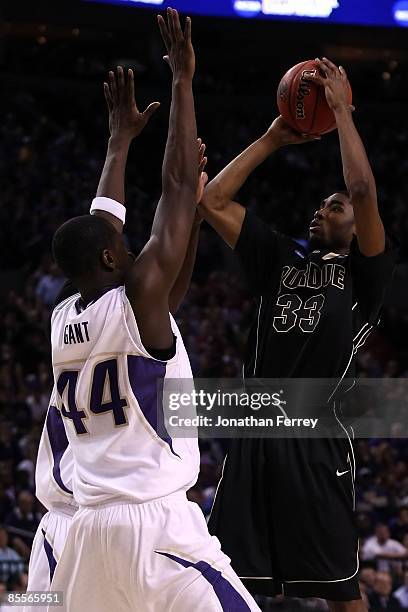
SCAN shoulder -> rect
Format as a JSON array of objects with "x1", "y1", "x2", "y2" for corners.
[
  {"x1": 51, "y1": 292, "x2": 80, "y2": 324},
  {"x1": 236, "y1": 209, "x2": 296, "y2": 250}
]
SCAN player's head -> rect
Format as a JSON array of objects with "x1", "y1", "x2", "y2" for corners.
[
  {"x1": 309, "y1": 191, "x2": 355, "y2": 251},
  {"x1": 52, "y1": 215, "x2": 134, "y2": 288}
]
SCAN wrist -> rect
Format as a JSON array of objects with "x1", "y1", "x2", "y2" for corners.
[
  {"x1": 261, "y1": 131, "x2": 281, "y2": 152},
  {"x1": 172, "y1": 75, "x2": 193, "y2": 88},
  {"x1": 90, "y1": 197, "x2": 126, "y2": 225},
  {"x1": 108, "y1": 134, "x2": 132, "y2": 152},
  {"x1": 333, "y1": 104, "x2": 352, "y2": 118}
]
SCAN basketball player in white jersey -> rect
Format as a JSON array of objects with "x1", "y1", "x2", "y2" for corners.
[
  {"x1": 25, "y1": 52, "x2": 208, "y2": 604},
  {"x1": 25, "y1": 21, "x2": 208, "y2": 600},
  {"x1": 47, "y1": 9, "x2": 260, "y2": 612}
]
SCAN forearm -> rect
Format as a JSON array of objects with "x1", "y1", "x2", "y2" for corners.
[
  {"x1": 336, "y1": 107, "x2": 385, "y2": 255},
  {"x1": 204, "y1": 132, "x2": 279, "y2": 207},
  {"x1": 169, "y1": 221, "x2": 200, "y2": 314},
  {"x1": 94, "y1": 136, "x2": 131, "y2": 233},
  {"x1": 161, "y1": 78, "x2": 197, "y2": 195},
  {"x1": 335, "y1": 108, "x2": 375, "y2": 194},
  {"x1": 142, "y1": 77, "x2": 198, "y2": 293},
  {"x1": 150, "y1": 78, "x2": 197, "y2": 265},
  {"x1": 96, "y1": 136, "x2": 131, "y2": 204}
]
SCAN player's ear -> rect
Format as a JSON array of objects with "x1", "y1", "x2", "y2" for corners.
[{"x1": 101, "y1": 248, "x2": 115, "y2": 271}]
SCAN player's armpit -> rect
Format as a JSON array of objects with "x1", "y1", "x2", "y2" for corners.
[
  {"x1": 198, "y1": 199, "x2": 245, "y2": 249},
  {"x1": 234, "y1": 209, "x2": 295, "y2": 296}
]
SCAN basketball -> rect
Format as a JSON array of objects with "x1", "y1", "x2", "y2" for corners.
[{"x1": 277, "y1": 59, "x2": 353, "y2": 135}]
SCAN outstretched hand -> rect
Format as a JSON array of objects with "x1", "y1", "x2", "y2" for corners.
[
  {"x1": 157, "y1": 8, "x2": 195, "y2": 81},
  {"x1": 267, "y1": 116, "x2": 321, "y2": 147},
  {"x1": 104, "y1": 66, "x2": 160, "y2": 142}
]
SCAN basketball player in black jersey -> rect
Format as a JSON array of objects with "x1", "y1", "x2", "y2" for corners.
[{"x1": 200, "y1": 59, "x2": 397, "y2": 611}]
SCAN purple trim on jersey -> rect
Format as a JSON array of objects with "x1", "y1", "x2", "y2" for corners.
[
  {"x1": 46, "y1": 406, "x2": 73, "y2": 495},
  {"x1": 156, "y1": 551, "x2": 251, "y2": 611},
  {"x1": 42, "y1": 528, "x2": 57, "y2": 582},
  {"x1": 127, "y1": 356, "x2": 180, "y2": 458}
]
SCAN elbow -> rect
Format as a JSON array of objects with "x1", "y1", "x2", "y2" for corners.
[
  {"x1": 348, "y1": 179, "x2": 371, "y2": 201},
  {"x1": 200, "y1": 183, "x2": 227, "y2": 213}
]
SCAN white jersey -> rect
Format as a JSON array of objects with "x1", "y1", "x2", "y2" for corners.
[
  {"x1": 50, "y1": 287, "x2": 199, "y2": 507},
  {"x1": 35, "y1": 388, "x2": 77, "y2": 513}
]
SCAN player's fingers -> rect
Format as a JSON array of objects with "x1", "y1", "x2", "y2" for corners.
[
  {"x1": 339, "y1": 65, "x2": 348, "y2": 80},
  {"x1": 201, "y1": 171, "x2": 209, "y2": 187},
  {"x1": 127, "y1": 69, "x2": 136, "y2": 105},
  {"x1": 349, "y1": 104, "x2": 356, "y2": 113},
  {"x1": 318, "y1": 64, "x2": 330, "y2": 78},
  {"x1": 117, "y1": 66, "x2": 125, "y2": 95},
  {"x1": 167, "y1": 7, "x2": 176, "y2": 43},
  {"x1": 109, "y1": 70, "x2": 118, "y2": 104},
  {"x1": 322, "y1": 57, "x2": 339, "y2": 76},
  {"x1": 307, "y1": 73, "x2": 325, "y2": 86},
  {"x1": 143, "y1": 101, "x2": 161, "y2": 121},
  {"x1": 199, "y1": 144, "x2": 206, "y2": 159},
  {"x1": 157, "y1": 15, "x2": 171, "y2": 52},
  {"x1": 103, "y1": 83, "x2": 113, "y2": 112},
  {"x1": 199, "y1": 156, "x2": 208, "y2": 174},
  {"x1": 184, "y1": 16, "x2": 192, "y2": 42},
  {"x1": 172, "y1": 8, "x2": 183, "y2": 42}
]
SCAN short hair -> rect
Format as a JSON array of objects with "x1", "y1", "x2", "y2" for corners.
[
  {"x1": 52, "y1": 215, "x2": 117, "y2": 280},
  {"x1": 335, "y1": 189, "x2": 351, "y2": 199}
]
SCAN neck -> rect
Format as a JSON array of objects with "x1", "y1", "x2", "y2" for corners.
[
  {"x1": 76, "y1": 279, "x2": 121, "y2": 305},
  {"x1": 309, "y1": 239, "x2": 350, "y2": 255},
  {"x1": 332, "y1": 245, "x2": 350, "y2": 255}
]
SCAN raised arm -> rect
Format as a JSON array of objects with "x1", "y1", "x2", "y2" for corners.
[
  {"x1": 53, "y1": 67, "x2": 159, "y2": 308},
  {"x1": 199, "y1": 117, "x2": 319, "y2": 248},
  {"x1": 93, "y1": 66, "x2": 160, "y2": 233},
  {"x1": 169, "y1": 143, "x2": 207, "y2": 314},
  {"x1": 311, "y1": 58, "x2": 385, "y2": 257},
  {"x1": 126, "y1": 8, "x2": 198, "y2": 350}
]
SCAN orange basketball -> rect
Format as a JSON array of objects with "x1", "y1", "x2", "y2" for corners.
[{"x1": 277, "y1": 59, "x2": 352, "y2": 135}]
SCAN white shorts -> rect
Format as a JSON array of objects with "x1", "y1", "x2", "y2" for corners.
[
  {"x1": 24, "y1": 507, "x2": 75, "y2": 612},
  {"x1": 48, "y1": 492, "x2": 260, "y2": 612}
]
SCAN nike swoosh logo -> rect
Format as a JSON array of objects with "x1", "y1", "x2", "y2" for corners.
[{"x1": 336, "y1": 470, "x2": 349, "y2": 477}]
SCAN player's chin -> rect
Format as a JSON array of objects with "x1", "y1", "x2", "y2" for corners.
[{"x1": 308, "y1": 231, "x2": 327, "y2": 249}]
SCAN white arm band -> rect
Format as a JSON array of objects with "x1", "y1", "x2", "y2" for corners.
[{"x1": 90, "y1": 197, "x2": 126, "y2": 225}]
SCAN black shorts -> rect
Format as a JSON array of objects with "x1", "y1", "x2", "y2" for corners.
[{"x1": 208, "y1": 435, "x2": 361, "y2": 602}]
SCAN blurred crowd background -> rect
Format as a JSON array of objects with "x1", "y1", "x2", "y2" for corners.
[{"x1": 1, "y1": 3, "x2": 408, "y2": 610}]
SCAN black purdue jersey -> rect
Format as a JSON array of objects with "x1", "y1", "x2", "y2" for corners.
[{"x1": 235, "y1": 210, "x2": 396, "y2": 379}]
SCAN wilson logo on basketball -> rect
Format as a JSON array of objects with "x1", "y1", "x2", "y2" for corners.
[{"x1": 295, "y1": 69, "x2": 316, "y2": 119}]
